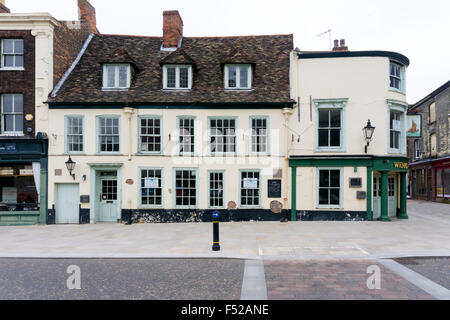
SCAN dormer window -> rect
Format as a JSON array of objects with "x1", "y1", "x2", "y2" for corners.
[
  {"x1": 225, "y1": 64, "x2": 252, "y2": 90},
  {"x1": 103, "y1": 64, "x2": 131, "y2": 90},
  {"x1": 163, "y1": 64, "x2": 192, "y2": 90}
]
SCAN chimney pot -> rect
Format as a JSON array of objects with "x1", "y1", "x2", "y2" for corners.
[
  {"x1": 163, "y1": 10, "x2": 184, "y2": 49},
  {"x1": 333, "y1": 39, "x2": 339, "y2": 48},
  {"x1": 340, "y1": 39, "x2": 345, "y2": 46}
]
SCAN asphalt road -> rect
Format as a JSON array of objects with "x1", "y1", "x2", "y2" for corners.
[
  {"x1": 0, "y1": 258, "x2": 245, "y2": 300},
  {"x1": 394, "y1": 257, "x2": 450, "y2": 290}
]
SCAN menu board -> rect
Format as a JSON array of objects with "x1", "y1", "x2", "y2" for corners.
[{"x1": 268, "y1": 180, "x2": 282, "y2": 198}]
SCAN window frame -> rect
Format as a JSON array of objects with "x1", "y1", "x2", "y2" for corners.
[
  {"x1": 173, "y1": 168, "x2": 199, "y2": 209},
  {"x1": 138, "y1": 115, "x2": 163, "y2": 155},
  {"x1": 177, "y1": 116, "x2": 196, "y2": 156},
  {"x1": 239, "y1": 169, "x2": 262, "y2": 209},
  {"x1": 1, "y1": 94, "x2": 24, "y2": 135},
  {"x1": 138, "y1": 167, "x2": 164, "y2": 208},
  {"x1": 414, "y1": 139, "x2": 421, "y2": 160},
  {"x1": 249, "y1": 116, "x2": 270, "y2": 156},
  {"x1": 429, "y1": 102, "x2": 436, "y2": 124},
  {"x1": 224, "y1": 64, "x2": 252, "y2": 90},
  {"x1": 1, "y1": 39, "x2": 24, "y2": 70},
  {"x1": 314, "y1": 99, "x2": 347, "y2": 152},
  {"x1": 208, "y1": 116, "x2": 238, "y2": 156},
  {"x1": 64, "y1": 115, "x2": 85, "y2": 154},
  {"x1": 316, "y1": 167, "x2": 343, "y2": 209},
  {"x1": 387, "y1": 103, "x2": 407, "y2": 154},
  {"x1": 162, "y1": 64, "x2": 193, "y2": 90},
  {"x1": 389, "y1": 61, "x2": 406, "y2": 94},
  {"x1": 96, "y1": 115, "x2": 121, "y2": 154},
  {"x1": 102, "y1": 64, "x2": 131, "y2": 90},
  {"x1": 207, "y1": 170, "x2": 226, "y2": 209}
]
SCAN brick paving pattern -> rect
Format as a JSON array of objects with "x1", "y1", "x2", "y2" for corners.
[{"x1": 264, "y1": 260, "x2": 435, "y2": 300}]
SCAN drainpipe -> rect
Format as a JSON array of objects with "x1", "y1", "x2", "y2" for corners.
[
  {"x1": 282, "y1": 107, "x2": 293, "y2": 211},
  {"x1": 124, "y1": 107, "x2": 134, "y2": 161}
]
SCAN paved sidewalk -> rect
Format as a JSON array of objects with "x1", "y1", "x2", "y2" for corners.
[{"x1": 0, "y1": 200, "x2": 449, "y2": 260}]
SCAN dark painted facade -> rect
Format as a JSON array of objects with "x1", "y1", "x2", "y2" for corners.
[{"x1": 407, "y1": 81, "x2": 450, "y2": 202}]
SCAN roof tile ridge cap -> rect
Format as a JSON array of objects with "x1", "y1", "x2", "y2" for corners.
[{"x1": 50, "y1": 33, "x2": 95, "y2": 98}]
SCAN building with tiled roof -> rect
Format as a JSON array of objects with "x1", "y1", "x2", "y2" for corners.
[{"x1": 47, "y1": 10, "x2": 295, "y2": 224}]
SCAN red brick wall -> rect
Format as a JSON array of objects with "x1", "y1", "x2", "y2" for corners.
[
  {"x1": 0, "y1": 31, "x2": 35, "y2": 136},
  {"x1": 163, "y1": 11, "x2": 183, "y2": 48},
  {"x1": 77, "y1": 0, "x2": 98, "y2": 34}
]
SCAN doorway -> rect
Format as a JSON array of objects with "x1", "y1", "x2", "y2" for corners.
[
  {"x1": 95, "y1": 171, "x2": 119, "y2": 222},
  {"x1": 373, "y1": 174, "x2": 397, "y2": 219},
  {"x1": 55, "y1": 183, "x2": 80, "y2": 224}
]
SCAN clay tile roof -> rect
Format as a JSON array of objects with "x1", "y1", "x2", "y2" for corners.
[
  {"x1": 159, "y1": 48, "x2": 196, "y2": 67},
  {"x1": 48, "y1": 33, "x2": 294, "y2": 106}
]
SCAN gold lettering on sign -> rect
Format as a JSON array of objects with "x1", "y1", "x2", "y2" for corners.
[{"x1": 394, "y1": 162, "x2": 408, "y2": 169}]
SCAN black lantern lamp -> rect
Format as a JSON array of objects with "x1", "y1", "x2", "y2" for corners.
[
  {"x1": 65, "y1": 156, "x2": 76, "y2": 180},
  {"x1": 363, "y1": 120, "x2": 376, "y2": 154}
]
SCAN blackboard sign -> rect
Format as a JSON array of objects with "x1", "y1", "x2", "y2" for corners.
[
  {"x1": 349, "y1": 178, "x2": 362, "y2": 188},
  {"x1": 268, "y1": 180, "x2": 282, "y2": 198}
]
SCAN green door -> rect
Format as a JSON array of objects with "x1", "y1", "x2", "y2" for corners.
[{"x1": 96, "y1": 172, "x2": 119, "y2": 222}]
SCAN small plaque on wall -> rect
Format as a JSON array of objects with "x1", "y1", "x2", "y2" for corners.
[
  {"x1": 80, "y1": 195, "x2": 90, "y2": 203},
  {"x1": 268, "y1": 180, "x2": 282, "y2": 198}
]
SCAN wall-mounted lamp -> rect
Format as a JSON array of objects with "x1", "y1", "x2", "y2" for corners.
[
  {"x1": 65, "y1": 156, "x2": 76, "y2": 180},
  {"x1": 363, "y1": 120, "x2": 376, "y2": 154}
]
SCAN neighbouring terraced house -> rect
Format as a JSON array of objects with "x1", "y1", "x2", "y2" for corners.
[{"x1": 0, "y1": 0, "x2": 98, "y2": 225}]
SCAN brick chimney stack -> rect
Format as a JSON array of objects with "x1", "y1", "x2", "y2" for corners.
[
  {"x1": 332, "y1": 38, "x2": 349, "y2": 52},
  {"x1": 0, "y1": 0, "x2": 10, "y2": 13},
  {"x1": 163, "y1": 10, "x2": 183, "y2": 48},
  {"x1": 78, "y1": 0, "x2": 99, "y2": 34}
]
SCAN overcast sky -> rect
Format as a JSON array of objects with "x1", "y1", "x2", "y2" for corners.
[{"x1": 7, "y1": 0, "x2": 450, "y2": 104}]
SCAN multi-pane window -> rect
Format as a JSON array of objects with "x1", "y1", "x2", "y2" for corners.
[
  {"x1": 103, "y1": 64, "x2": 130, "y2": 89},
  {"x1": 373, "y1": 177, "x2": 381, "y2": 197},
  {"x1": 140, "y1": 169, "x2": 163, "y2": 206},
  {"x1": 163, "y1": 65, "x2": 192, "y2": 89},
  {"x1": 225, "y1": 64, "x2": 252, "y2": 89},
  {"x1": 98, "y1": 117, "x2": 120, "y2": 152},
  {"x1": 66, "y1": 116, "x2": 84, "y2": 153},
  {"x1": 388, "y1": 177, "x2": 395, "y2": 197},
  {"x1": 251, "y1": 117, "x2": 268, "y2": 154},
  {"x1": 178, "y1": 117, "x2": 195, "y2": 154},
  {"x1": 1, "y1": 39, "x2": 24, "y2": 68},
  {"x1": 175, "y1": 169, "x2": 197, "y2": 207},
  {"x1": 210, "y1": 118, "x2": 236, "y2": 154},
  {"x1": 240, "y1": 171, "x2": 260, "y2": 207},
  {"x1": 140, "y1": 117, "x2": 161, "y2": 153},
  {"x1": 414, "y1": 140, "x2": 421, "y2": 159},
  {"x1": 318, "y1": 109, "x2": 342, "y2": 148},
  {"x1": 102, "y1": 180, "x2": 118, "y2": 201},
  {"x1": 209, "y1": 171, "x2": 224, "y2": 208},
  {"x1": 390, "y1": 111, "x2": 401, "y2": 150},
  {"x1": 1, "y1": 94, "x2": 23, "y2": 134},
  {"x1": 318, "y1": 169, "x2": 341, "y2": 207},
  {"x1": 390, "y1": 62, "x2": 404, "y2": 91}
]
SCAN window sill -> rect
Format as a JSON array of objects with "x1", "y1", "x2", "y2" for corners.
[
  {"x1": 389, "y1": 88, "x2": 406, "y2": 95},
  {"x1": 316, "y1": 206, "x2": 344, "y2": 210},
  {"x1": 239, "y1": 206, "x2": 263, "y2": 210},
  {"x1": 224, "y1": 88, "x2": 253, "y2": 92},
  {"x1": 96, "y1": 152, "x2": 122, "y2": 156},
  {"x1": 136, "y1": 152, "x2": 163, "y2": 156},
  {"x1": 137, "y1": 205, "x2": 164, "y2": 210},
  {"x1": 162, "y1": 89, "x2": 192, "y2": 92},
  {"x1": 0, "y1": 67, "x2": 25, "y2": 71},
  {"x1": 0, "y1": 133, "x2": 25, "y2": 137},
  {"x1": 315, "y1": 148, "x2": 346, "y2": 153},
  {"x1": 102, "y1": 88, "x2": 129, "y2": 91}
]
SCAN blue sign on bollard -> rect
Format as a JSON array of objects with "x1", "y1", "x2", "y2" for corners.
[{"x1": 212, "y1": 211, "x2": 219, "y2": 219}]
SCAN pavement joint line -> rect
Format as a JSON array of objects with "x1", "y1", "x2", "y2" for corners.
[
  {"x1": 240, "y1": 259, "x2": 268, "y2": 300},
  {"x1": 377, "y1": 258, "x2": 450, "y2": 300}
]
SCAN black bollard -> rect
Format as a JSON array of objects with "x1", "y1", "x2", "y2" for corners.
[{"x1": 212, "y1": 211, "x2": 220, "y2": 251}]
